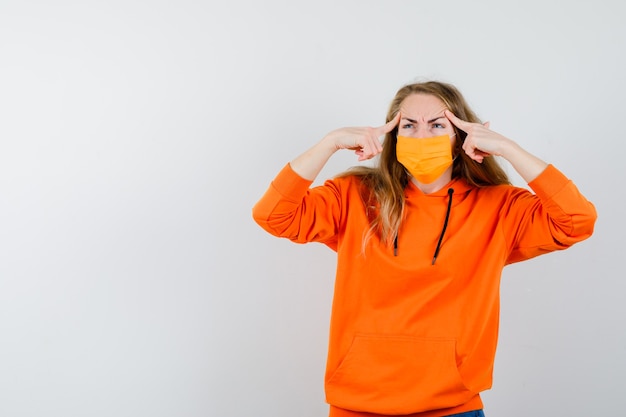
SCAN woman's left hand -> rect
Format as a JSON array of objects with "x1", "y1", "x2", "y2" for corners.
[{"x1": 444, "y1": 110, "x2": 512, "y2": 163}]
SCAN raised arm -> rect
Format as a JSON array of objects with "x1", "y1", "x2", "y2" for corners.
[
  {"x1": 444, "y1": 110, "x2": 548, "y2": 183},
  {"x1": 290, "y1": 113, "x2": 400, "y2": 181}
]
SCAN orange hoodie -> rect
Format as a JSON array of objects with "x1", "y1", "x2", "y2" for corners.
[{"x1": 252, "y1": 163, "x2": 596, "y2": 416}]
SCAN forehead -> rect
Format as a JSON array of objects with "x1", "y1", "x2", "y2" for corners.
[{"x1": 400, "y1": 93, "x2": 446, "y2": 118}]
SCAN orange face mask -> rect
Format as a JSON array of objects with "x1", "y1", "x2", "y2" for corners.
[{"x1": 396, "y1": 134, "x2": 455, "y2": 184}]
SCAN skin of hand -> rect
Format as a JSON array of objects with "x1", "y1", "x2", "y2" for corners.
[
  {"x1": 289, "y1": 113, "x2": 400, "y2": 181},
  {"x1": 326, "y1": 112, "x2": 401, "y2": 161},
  {"x1": 444, "y1": 109, "x2": 548, "y2": 182},
  {"x1": 444, "y1": 109, "x2": 507, "y2": 163}
]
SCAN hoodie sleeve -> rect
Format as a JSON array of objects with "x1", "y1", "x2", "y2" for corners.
[
  {"x1": 503, "y1": 164, "x2": 597, "y2": 264},
  {"x1": 252, "y1": 163, "x2": 343, "y2": 248}
]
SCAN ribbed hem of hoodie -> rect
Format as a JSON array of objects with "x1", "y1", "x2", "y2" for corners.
[{"x1": 328, "y1": 394, "x2": 483, "y2": 417}]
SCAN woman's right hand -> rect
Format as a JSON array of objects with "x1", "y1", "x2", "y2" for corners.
[
  {"x1": 323, "y1": 113, "x2": 400, "y2": 161},
  {"x1": 290, "y1": 113, "x2": 400, "y2": 181}
]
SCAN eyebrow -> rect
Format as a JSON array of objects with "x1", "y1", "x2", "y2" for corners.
[{"x1": 402, "y1": 116, "x2": 446, "y2": 124}]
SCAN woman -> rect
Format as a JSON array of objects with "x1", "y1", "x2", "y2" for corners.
[{"x1": 252, "y1": 81, "x2": 596, "y2": 417}]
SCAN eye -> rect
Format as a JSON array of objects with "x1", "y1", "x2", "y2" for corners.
[
  {"x1": 401, "y1": 123, "x2": 414, "y2": 129},
  {"x1": 432, "y1": 123, "x2": 445, "y2": 129}
]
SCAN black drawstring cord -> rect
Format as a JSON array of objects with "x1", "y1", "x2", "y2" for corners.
[
  {"x1": 393, "y1": 234, "x2": 398, "y2": 256},
  {"x1": 432, "y1": 188, "x2": 454, "y2": 265}
]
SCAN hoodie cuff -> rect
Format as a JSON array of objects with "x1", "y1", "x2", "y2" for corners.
[
  {"x1": 527, "y1": 164, "x2": 571, "y2": 200},
  {"x1": 270, "y1": 163, "x2": 314, "y2": 202}
]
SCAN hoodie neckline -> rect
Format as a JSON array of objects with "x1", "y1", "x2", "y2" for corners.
[{"x1": 404, "y1": 177, "x2": 473, "y2": 199}]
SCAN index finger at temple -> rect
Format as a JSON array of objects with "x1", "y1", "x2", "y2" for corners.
[
  {"x1": 445, "y1": 110, "x2": 470, "y2": 132},
  {"x1": 378, "y1": 112, "x2": 401, "y2": 135}
]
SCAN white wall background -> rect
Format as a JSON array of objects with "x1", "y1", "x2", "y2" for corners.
[{"x1": 1, "y1": 1, "x2": 624, "y2": 416}]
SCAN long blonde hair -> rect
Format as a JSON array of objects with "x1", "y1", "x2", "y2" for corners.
[{"x1": 338, "y1": 81, "x2": 511, "y2": 247}]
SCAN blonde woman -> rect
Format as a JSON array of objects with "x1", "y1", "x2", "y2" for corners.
[{"x1": 253, "y1": 81, "x2": 596, "y2": 417}]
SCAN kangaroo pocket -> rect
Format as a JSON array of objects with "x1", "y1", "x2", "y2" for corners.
[{"x1": 325, "y1": 334, "x2": 475, "y2": 415}]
